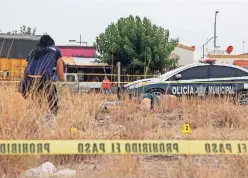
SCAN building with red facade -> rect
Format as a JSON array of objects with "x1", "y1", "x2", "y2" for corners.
[
  {"x1": 57, "y1": 45, "x2": 111, "y2": 82},
  {"x1": 57, "y1": 45, "x2": 96, "y2": 58}
]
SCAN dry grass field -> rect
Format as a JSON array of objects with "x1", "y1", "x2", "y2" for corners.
[{"x1": 1, "y1": 84, "x2": 248, "y2": 178}]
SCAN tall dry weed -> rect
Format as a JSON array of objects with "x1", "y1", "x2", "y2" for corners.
[{"x1": 0, "y1": 85, "x2": 248, "y2": 177}]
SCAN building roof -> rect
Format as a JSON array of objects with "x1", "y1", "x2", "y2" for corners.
[
  {"x1": 0, "y1": 33, "x2": 42, "y2": 40},
  {"x1": 58, "y1": 45, "x2": 95, "y2": 49},
  {"x1": 208, "y1": 54, "x2": 248, "y2": 59},
  {"x1": 62, "y1": 57, "x2": 76, "y2": 65},
  {"x1": 176, "y1": 44, "x2": 195, "y2": 51},
  {"x1": 62, "y1": 57, "x2": 109, "y2": 67},
  {"x1": 233, "y1": 60, "x2": 248, "y2": 67},
  {"x1": 0, "y1": 37, "x2": 40, "y2": 58}
]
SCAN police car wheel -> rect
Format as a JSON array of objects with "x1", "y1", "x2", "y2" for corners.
[
  {"x1": 149, "y1": 89, "x2": 164, "y2": 97},
  {"x1": 237, "y1": 91, "x2": 248, "y2": 105}
]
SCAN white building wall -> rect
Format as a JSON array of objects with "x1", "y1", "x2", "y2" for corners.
[{"x1": 171, "y1": 46, "x2": 195, "y2": 66}]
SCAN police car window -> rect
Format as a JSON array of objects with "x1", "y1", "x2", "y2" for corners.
[
  {"x1": 234, "y1": 68, "x2": 248, "y2": 77},
  {"x1": 209, "y1": 66, "x2": 238, "y2": 78},
  {"x1": 170, "y1": 66, "x2": 209, "y2": 80}
]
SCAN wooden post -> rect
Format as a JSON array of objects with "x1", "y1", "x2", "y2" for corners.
[{"x1": 117, "y1": 62, "x2": 121, "y2": 100}]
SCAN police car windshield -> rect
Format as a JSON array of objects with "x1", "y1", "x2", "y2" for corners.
[{"x1": 158, "y1": 66, "x2": 187, "y2": 78}]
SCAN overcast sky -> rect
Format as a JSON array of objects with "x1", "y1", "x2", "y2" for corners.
[{"x1": 1, "y1": 0, "x2": 248, "y2": 59}]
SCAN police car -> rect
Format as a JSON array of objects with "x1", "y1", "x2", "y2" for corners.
[{"x1": 126, "y1": 59, "x2": 248, "y2": 105}]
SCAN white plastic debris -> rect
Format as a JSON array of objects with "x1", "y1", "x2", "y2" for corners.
[
  {"x1": 41, "y1": 162, "x2": 57, "y2": 175},
  {"x1": 101, "y1": 101, "x2": 123, "y2": 110},
  {"x1": 24, "y1": 162, "x2": 56, "y2": 178},
  {"x1": 80, "y1": 163, "x2": 96, "y2": 170},
  {"x1": 53, "y1": 169, "x2": 76, "y2": 178},
  {"x1": 24, "y1": 168, "x2": 41, "y2": 177}
]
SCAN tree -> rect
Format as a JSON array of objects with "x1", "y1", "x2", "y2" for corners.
[
  {"x1": 7, "y1": 25, "x2": 36, "y2": 35},
  {"x1": 94, "y1": 15, "x2": 179, "y2": 74},
  {"x1": 166, "y1": 53, "x2": 180, "y2": 70}
]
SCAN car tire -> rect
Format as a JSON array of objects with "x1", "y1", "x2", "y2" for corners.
[
  {"x1": 149, "y1": 88, "x2": 164, "y2": 97},
  {"x1": 235, "y1": 90, "x2": 248, "y2": 105}
]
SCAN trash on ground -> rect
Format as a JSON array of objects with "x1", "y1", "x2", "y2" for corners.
[{"x1": 23, "y1": 162, "x2": 76, "y2": 178}]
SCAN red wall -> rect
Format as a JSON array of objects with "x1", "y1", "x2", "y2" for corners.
[{"x1": 58, "y1": 47, "x2": 96, "y2": 57}]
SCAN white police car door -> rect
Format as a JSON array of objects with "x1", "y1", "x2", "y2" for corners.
[{"x1": 166, "y1": 65, "x2": 209, "y2": 97}]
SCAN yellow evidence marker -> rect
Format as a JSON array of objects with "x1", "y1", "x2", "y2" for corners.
[
  {"x1": 182, "y1": 124, "x2": 192, "y2": 134},
  {"x1": 70, "y1": 128, "x2": 78, "y2": 135}
]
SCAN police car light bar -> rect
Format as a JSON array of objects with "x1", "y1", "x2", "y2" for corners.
[{"x1": 200, "y1": 59, "x2": 216, "y2": 64}]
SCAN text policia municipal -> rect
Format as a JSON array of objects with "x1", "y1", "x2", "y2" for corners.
[{"x1": 171, "y1": 85, "x2": 235, "y2": 95}]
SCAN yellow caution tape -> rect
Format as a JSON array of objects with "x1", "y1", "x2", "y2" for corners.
[
  {"x1": 65, "y1": 73, "x2": 157, "y2": 77},
  {"x1": 0, "y1": 72, "x2": 157, "y2": 77},
  {"x1": 0, "y1": 140, "x2": 247, "y2": 155},
  {"x1": 0, "y1": 81, "x2": 247, "y2": 84}
]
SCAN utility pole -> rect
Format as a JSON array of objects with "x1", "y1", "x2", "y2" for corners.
[
  {"x1": 117, "y1": 62, "x2": 121, "y2": 100},
  {"x1": 111, "y1": 46, "x2": 113, "y2": 82},
  {"x1": 214, "y1": 11, "x2": 219, "y2": 52}
]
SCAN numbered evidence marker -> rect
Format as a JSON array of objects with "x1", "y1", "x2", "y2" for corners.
[
  {"x1": 70, "y1": 128, "x2": 78, "y2": 135},
  {"x1": 182, "y1": 124, "x2": 192, "y2": 134}
]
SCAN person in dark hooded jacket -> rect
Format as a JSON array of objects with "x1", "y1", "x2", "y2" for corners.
[{"x1": 19, "y1": 35, "x2": 65, "y2": 121}]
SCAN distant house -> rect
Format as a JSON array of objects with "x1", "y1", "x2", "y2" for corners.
[
  {"x1": 62, "y1": 57, "x2": 110, "y2": 71},
  {"x1": 61, "y1": 56, "x2": 111, "y2": 82},
  {"x1": 193, "y1": 49, "x2": 248, "y2": 68},
  {"x1": 57, "y1": 43, "x2": 196, "y2": 79},
  {"x1": 205, "y1": 53, "x2": 248, "y2": 69},
  {"x1": 56, "y1": 44, "x2": 111, "y2": 81},
  {"x1": 170, "y1": 44, "x2": 195, "y2": 66}
]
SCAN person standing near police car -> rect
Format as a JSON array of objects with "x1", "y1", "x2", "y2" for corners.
[
  {"x1": 102, "y1": 76, "x2": 111, "y2": 95},
  {"x1": 19, "y1": 35, "x2": 65, "y2": 121}
]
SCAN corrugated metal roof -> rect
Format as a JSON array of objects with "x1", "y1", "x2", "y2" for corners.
[
  {"x1": 0, "y1": 38, "x2": 39, "y2": 58},
  {"x1": 73, "y1": 57, "x2": 108, "y2": 66},
  {"x1": 62, "y1": 57, "x2": 76, "y2": 65},
  {"x1": 208, "y1": 54, "x2": 248, "y2": 59},
  {"x1": 177, "y1": 44, "x2": 195, "y2": 51},
  {"x1": 0, "y1": 33, "x2": 42, "y2": 40},
  {"x1": 62, "y1": 57, "x2": 109, "y2": 66}
]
